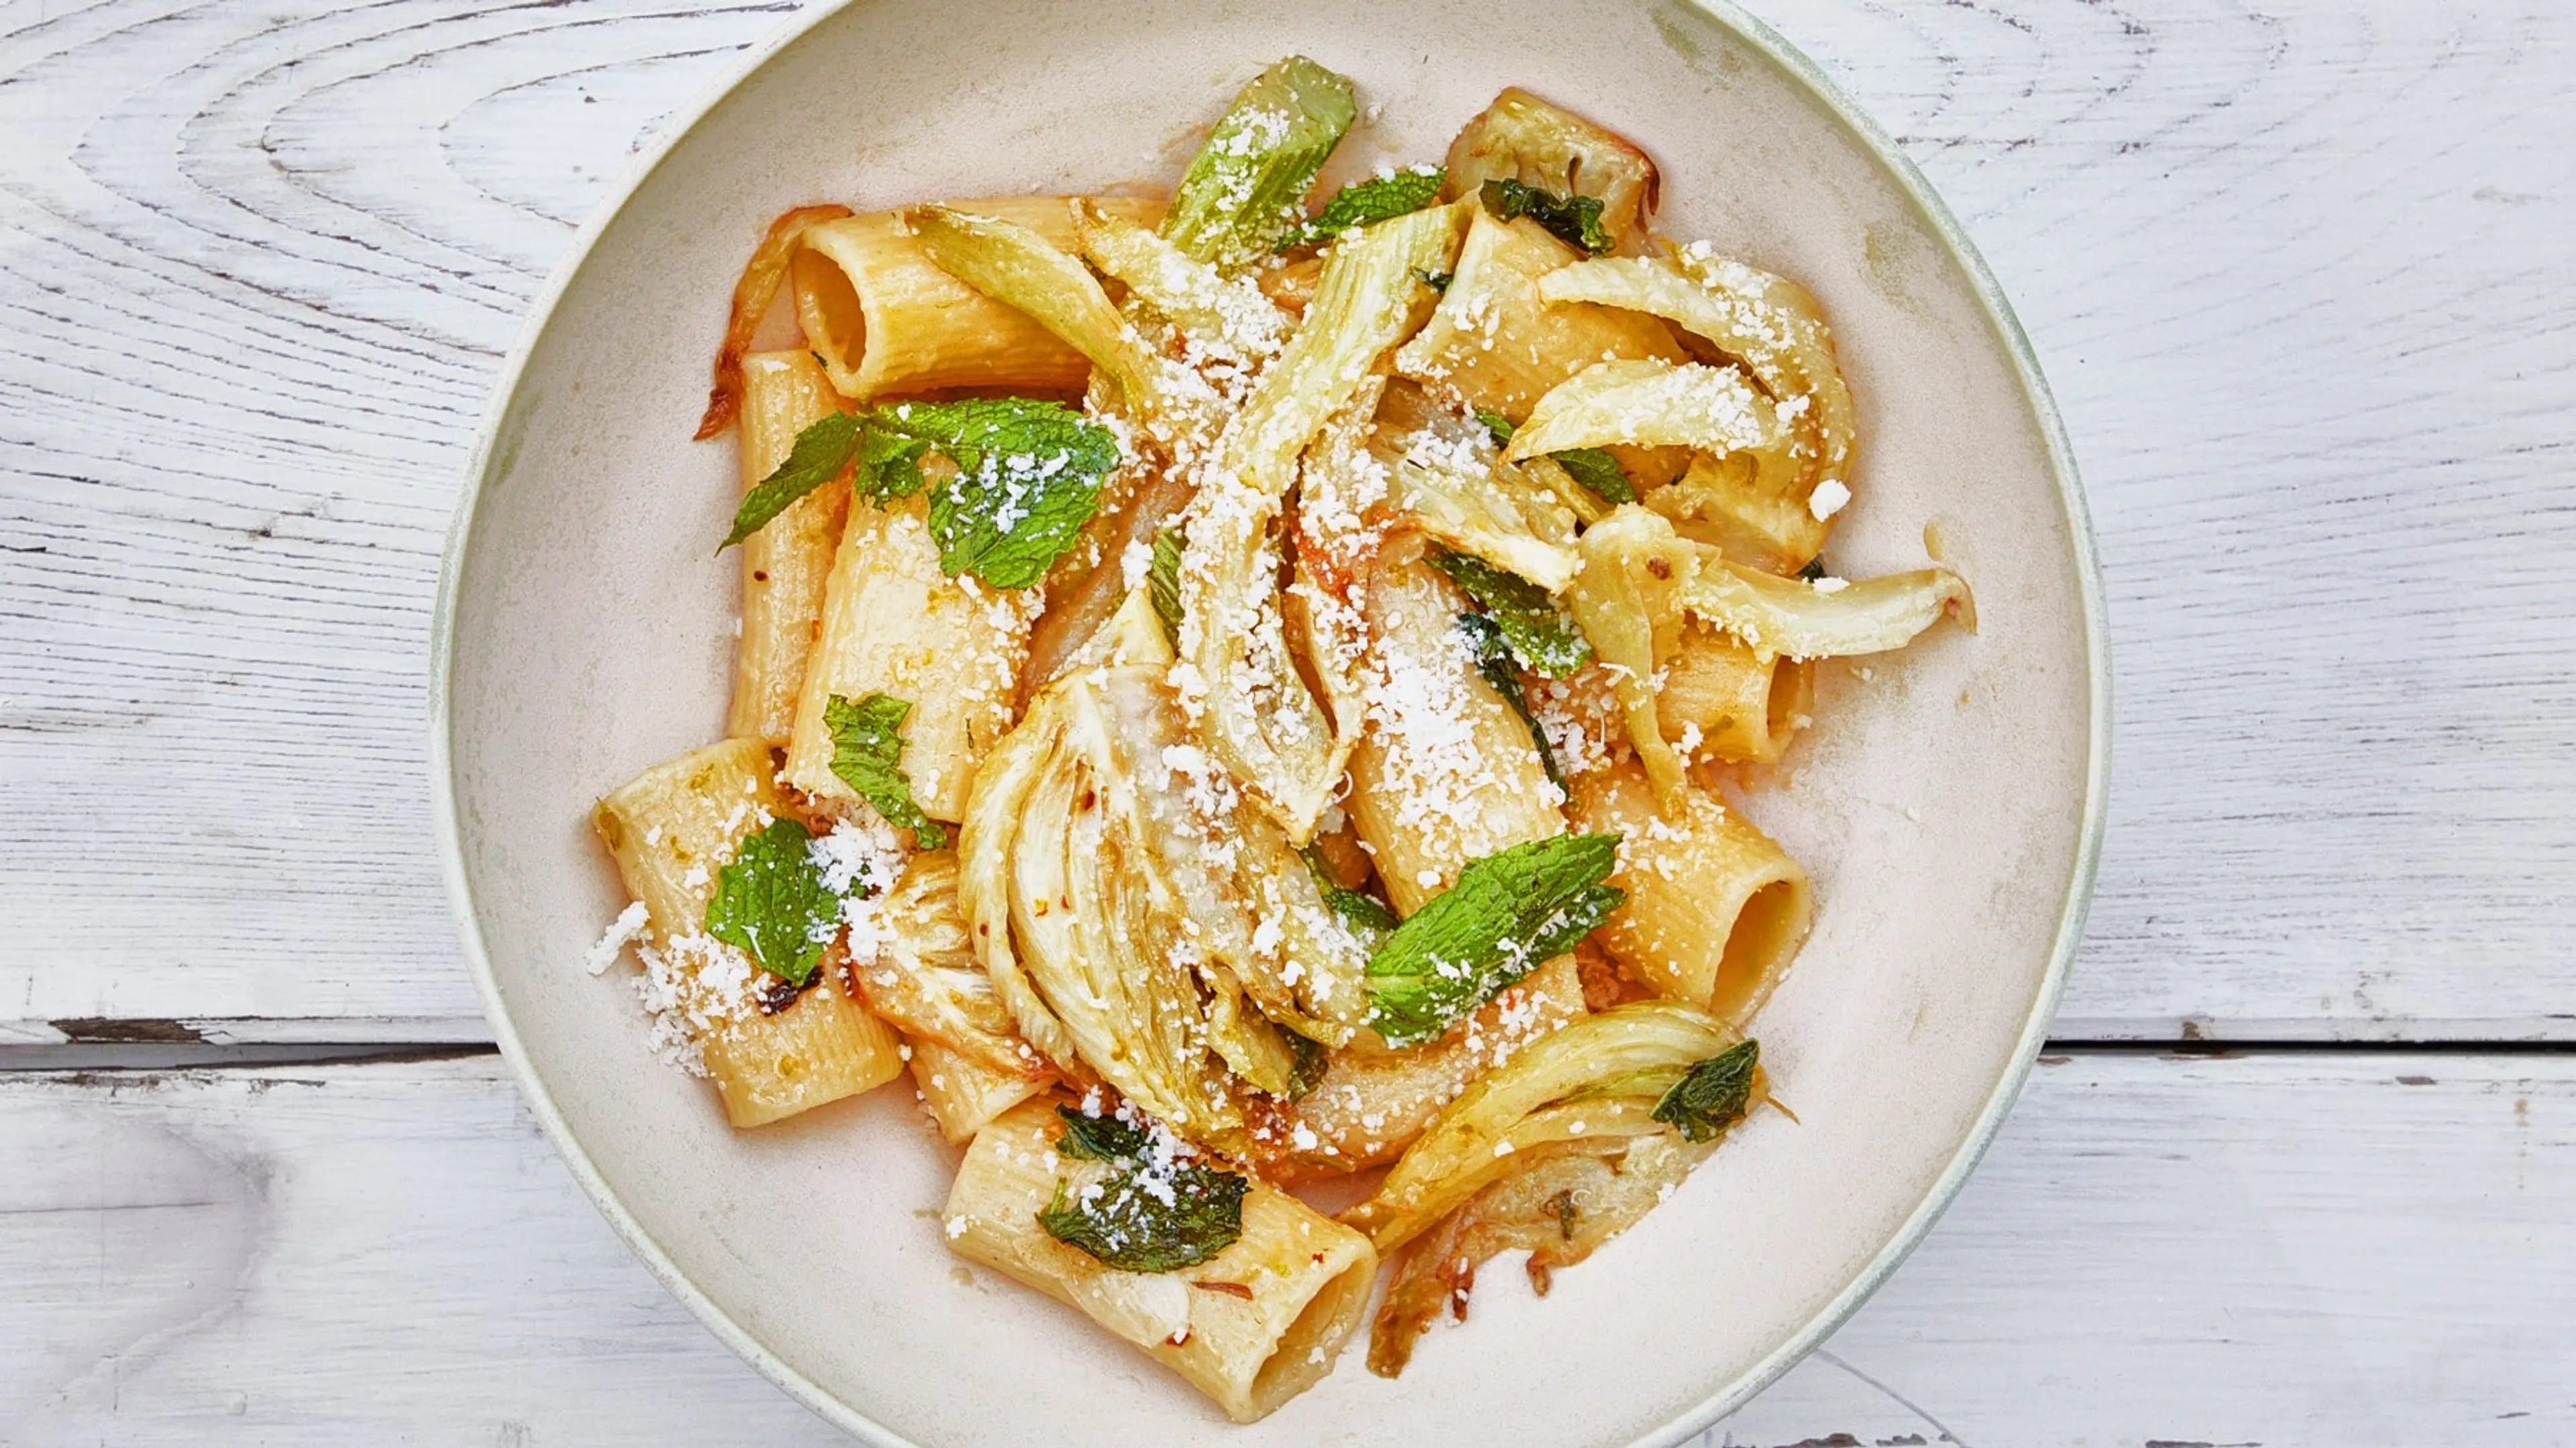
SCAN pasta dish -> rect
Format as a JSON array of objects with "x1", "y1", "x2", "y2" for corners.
[{"x1": 585, "y1": 60, "x2": 1972, "y2": 1423}]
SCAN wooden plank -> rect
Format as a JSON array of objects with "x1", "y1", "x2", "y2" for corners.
[
  {"x1": 3, "y1": 1052, "x2": 2570, "y2": 1443},
  {"x1": 3, "y1": 0, "x2": 2572, "y2": 1039}
]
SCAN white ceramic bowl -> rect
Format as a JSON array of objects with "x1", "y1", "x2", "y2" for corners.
[{"x1": 433, "y1": 2, "x2": 2106, "y2": 1443}]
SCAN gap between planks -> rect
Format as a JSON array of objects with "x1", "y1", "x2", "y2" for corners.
[
  {"x1": 15, "y1": 1036, "x2": 2576, "y2": 1072},
  {"x1": 1, "y1": 1050, "x2": 2569, "y2": 1445}
]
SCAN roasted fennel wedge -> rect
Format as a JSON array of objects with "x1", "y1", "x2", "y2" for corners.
[
  {"x1": 959, "y1": 659, "x2": 1378, "y2": 1151},
  {"x1": 1340, "y1": 1001, "x2": 1766, "y2": 1376},
  {"x1": 1568, "y1": 505, "x2": 1974, "y2": 805},
  {"x1": 1175, "y1": 203, "x2": 1470, "y2": 840}
]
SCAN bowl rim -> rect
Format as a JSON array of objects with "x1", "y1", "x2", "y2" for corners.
[{"x1": 428, "y1": 2, "x2": 2110, "y2": 1441}]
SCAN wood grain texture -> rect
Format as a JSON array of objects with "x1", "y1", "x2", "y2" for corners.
[
  {"x1": 2, "y1": 0, "x2": 2571, "y2": 1040},
  {"x1": 3, "y1": 1051, "x2": 2569, "y2": 1445}
]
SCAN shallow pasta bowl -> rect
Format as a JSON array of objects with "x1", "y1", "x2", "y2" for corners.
[{"x1": 431, "y1": 0, "x2": 2107, "y2": 1443}]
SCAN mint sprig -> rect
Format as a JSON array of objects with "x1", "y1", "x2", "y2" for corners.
[
  {"x1": 871, "y1": 399, "x2": 1121, "y2": 590},
  {"x1": 1479, "y1": 177, "x2": 1611, "y2": 255},
  {"x1": 1427, "y1": 547, "x2": 1592, "y2": 677},
  {"x1": 1281, "y1": 166, "x2": 1446, "y2": 250},
  {"x1": 1473, "y1": 408, "x2": 1635, "y2": 504},
  {"x1": 722, "y1": 401, "x2": 1119, "y2": 590},
  {"x1": 1146, "y1": 528, "x2": 1186, "y2": 649},
  {"x1": 703, "y1": 816, "x2": 841, "y2": 987},
  {"x1": 1455, "y1": 612, "x2": 1564, "y2": 789},
  {"x1": 1052, "y1": 1105, "x2": 1152, "y2": 1162},
  {"x1": 1653, "y1": 1040, "x2": 1760, "y2": 1142},
  {"x1": 1301, "y1": 844, "x2": 1397, "y2": 938},
  {"x1": 1038, "y1": 1106, "x2": 1250, "y2": 1272},
  {"x1": 824, "y1": 693, "x2": 946, "y2": 849},
  {"x1": 719, "y1": 411, "x2": 858, "y2": 551},
  {"x1": 1550, "y1": 447, "x2": 1637, "y2": 504},
  {"x1": 1363, "y1": 833, "x2": 1625, "y2": 1048}
]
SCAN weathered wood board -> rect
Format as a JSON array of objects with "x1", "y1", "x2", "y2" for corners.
[
  {"x1": 2, "y1": 0, "x2": 2573, "y2": 1042},
  {"x1": 4, "y1": 1052, "x2": 2569, "y2": 1445}
]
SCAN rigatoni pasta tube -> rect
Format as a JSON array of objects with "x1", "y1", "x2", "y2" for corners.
[
  {"x1": 943, "y1": 1100, "x2": 1379, "y2": 1423},
  {"x1": 1657, "y1": 621, "x2": 1813, "y2": 765},
  {"x1": 698, "y1": 970, "x2": 904, "y2": 1129},
  {"x1": 590, "y1": 738, "x2": 904, "y2": 1127},
  {"x1": 783, "y1": 493, "x2": 1032, "y2": 824},
  {"x1": 729, "y1": 351, "x2": 849, "y2": 744},
  {"x1": 794, "y1": 196, "x2": 1160, "y2": 400},
  {"x1": 1344, "y1": 546, "x2": 1567, "y2": 915},
  {"x1": 1568, "y1": 759, "x2": 1812, "y2": 1025},
  {"x1": 907, "y1": 1038, "x2": 1044, "y2": 1145},
  {"x1": 1391, "y1": 207, "x2": 1686, "y2": 419}
]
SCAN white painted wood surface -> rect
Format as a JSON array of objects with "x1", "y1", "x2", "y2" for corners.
[
  {"x1": 7, "y1": 0, "x2": 2575, "y2": 1441},
  {"x1": 1, "y1": 0, "x2": 2572, "y2": 1042},
  {"x1": 4, "y1": 1052, "x2": 2568, "y2": 1446}
]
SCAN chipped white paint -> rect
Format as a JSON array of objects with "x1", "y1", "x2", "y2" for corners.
[{"x1": 2, "y1": 1054, "x2": 2569, "y2": 1445}]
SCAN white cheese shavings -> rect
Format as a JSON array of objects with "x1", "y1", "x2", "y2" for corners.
[
  {"x1": 629, "y1": 931, "x2": 759, "y2": 1077},
  {"x1": 585, "y1": 900, "x2": 649, "y2": 977},
  {"x1": 810, "y1": 814, "x2": 906, "y2": 901},
  {"x1": 1808, "y1": 478, "x2": 1851, "y2": 520}
]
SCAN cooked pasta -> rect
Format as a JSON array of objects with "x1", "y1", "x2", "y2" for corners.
[
  {"x1": 727, "y1": 351, "x2": 851, "y2": 744},
  {"x1": 586, "y1": 62, "x2": 1974, "y2": 1420}
]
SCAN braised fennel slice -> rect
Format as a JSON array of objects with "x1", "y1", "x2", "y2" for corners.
[
  {"x1": 1443, "y1": 87, "x2": 1661, "y2": 252},
  {"x1": 1567, "y1": 505, "x2": 1974, "y2": 805},
  {"x1": 1163, "y1": 56, "x2": 1358, "y2": 272},
  {"x1": 1341, "y1": 1001, "x2": 1764, "y2": 1376},
  {"x1": 839, "y1": 850, "x2": 1040, "y2": 1084},
  {"x1": 1370, "y1": 381, "x2": 1582, "y2": 594},
  {"x1": 1175, "y1": 203, "x2": 1467, "y2": 839},
  {"x1": 959, "y1": 662, "x2": 1379, "y2": 1152}
]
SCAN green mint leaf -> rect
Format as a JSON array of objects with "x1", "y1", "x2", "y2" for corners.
[
  {"x1": 824, "y1": 693, "x2": 948, "y2": 849},
  {"x1": 1163, "y1": 56, "x2": 1358, "y2": 272},
  {"x1": 720, "y1": 412, "x2": 859, "y2": 551},
  {"x1": 1455, "y1": 612, "x2": 1564, "y2": 790},
  {"x1": 1363, "y1": 833, "x2": 1625, "y2": 1048},
  {"x1": 1797, "y1": 556, "x2": 1829, "y2": 582},
  {"x1": 1550, "y1": 447, "x2": 1638, "y2": 504},
  {"x1": 1281, "y1": 166, "x2": 1446, "y2": 250},
  {"x1": 1282, "y1": 1029, "x2": 1330, "y2": 1101},
  {"x1": 865, "y1": 398, "x2": 1121, "y2": 589},
  {"x1": 1038, "y1": 1115, "x2": 1251, "y2": 1272},
  {"x1": 1426, "y1": 547, "x2": 1593, "y2": 677},
  {"x1": 1301, "y1": 844, "x2": 1397, "y2": 938},
  {"x1": 702, "y1": 816, "x2": 840, "y2": 987},
  {"x1": 1653, "y1": 1039, "x2": 1760, "y2": 1142},
  {"x1": 1147, "y1": 528, "x2": 1187, "y2": 649},
  {"x1": 1474, "y1": 408, "x2": 1515, "y2": 447},
  {"x1": 1477, "y1": 177, "x2": 1611, "y2": 255},
  {"x1": 1415, "y1": 268, "x2": 1453, "y2": 294},
  {"x1": 853, "y1": 425, "x2": 933, "y2": 502},
  {"x1": 1053, "y1": 1105, "x2": 1152, "y2": 1163}
]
